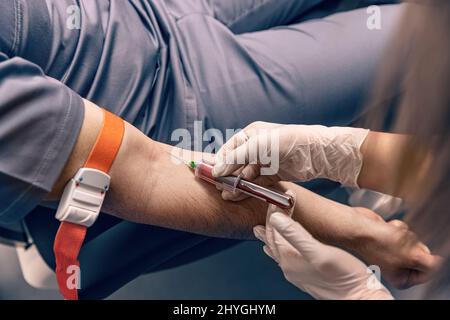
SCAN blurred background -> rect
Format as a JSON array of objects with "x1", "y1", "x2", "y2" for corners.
[
  {"x1": 0, "y1": 236, "x2": 427, "y2": 300},
  {"x1": 0, "y1": 241, "x2": 312, "y2": 300},
  {"x1": 0, "y1": 186, "x2": 428, "y2": 300}
]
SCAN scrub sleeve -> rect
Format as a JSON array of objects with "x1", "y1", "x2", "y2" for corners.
[{"x1": 0, "y1": 0, "x2": 84, "y2": 223}]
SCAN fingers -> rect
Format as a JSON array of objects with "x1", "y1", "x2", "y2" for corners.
[
  {"x1": 265, "y1": 204, "x2": 281, "y2": 261},
  {"x1": 404, "y1": 270, "x2": 429, "y2": 288},
  {"x1": 284, "y1": 190, "x2": 296, "y2": 218},
  {"x1": 405, "y1": 256, "x2": 441, "y2": 288},
  {"x1": 253, "y1": 225, "x2": 280, "y2": 263},
  {"x1": 265, "y1": 190, "x2": 296, "y2": 223},
  {"x1": 221, "y1": 168, "x2": 282, "y2": 202},
  {"x1": 265, "y1": 191, "x2": 297, "y2": 259},
  {"x1": 253, "y1": 225, "x2": 267, "y2": 243},
  {"x1": 411, "y1": 250, "x2": 443, "y2": 274},
  {"x1": 392, "y1": 251, "x2": 442, "y2": 289},
  {"x1": 215, "y1": 130, "x2": 248, "y2": 161},
  {"x1": 214, "y1": 125, "x2": 279, "y2": 178},
  {"x1": 269, "y1": 212, "x2": 320, "y2": 263},
  {"x1": 213, "y1": 135, "x2": 261, "y2": 177},
  {"x1": 388, "y1": 219, "x2": 409, "y2": 230},
  {"x1": 222, "y1": 190, "x2": 249, "y2": 201},
  {"x1": 220, "y1": 164, "x2": 262, "y2": 201},
  {"x1": 353, "y1": 207, "x2": 385, "y2": 223},
  {"x1": 387, "y1": 219, "x2": 438, "y2": 272},
  {"x1": 213, "y1": 130, "x2": 249, "y2": 177},
  {"x1": 263, "y1": 245, "x2": 279, "y2": 263}
]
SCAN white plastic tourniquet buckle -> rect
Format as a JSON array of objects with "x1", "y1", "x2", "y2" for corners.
[{"x1": 55, "y1": 168, "x2": 110, "y2": 228}]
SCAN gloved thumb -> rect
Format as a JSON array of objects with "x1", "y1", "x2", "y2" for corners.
[
  {"x1": 269, "y1": 212, "x2": 321, "y2": 263},
  {"x1": 265, "y1": 190, "x2": 296, "y2": 261}
]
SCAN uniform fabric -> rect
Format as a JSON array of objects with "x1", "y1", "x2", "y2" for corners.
[
  {"x1": 0, "y1": 0, "x2": 401, "y2": 298},
  {"x1": 0, "y1": 0, "x2": 402, "y2": 223}
]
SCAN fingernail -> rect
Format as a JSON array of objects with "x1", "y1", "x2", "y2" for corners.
[
  {"x1": 269, "y1": 212, "x2": 291, "y2": 230},
  {"x1": 421, "y1": 244, "x2": 431, "y2": 254}
]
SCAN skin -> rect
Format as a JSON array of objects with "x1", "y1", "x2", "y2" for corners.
[
  {"x1": 46, "y1": 99, "x2": 440, "y2": 289},
  {"x1": 358, "y1": 131, "x2": 427, "y2": 198}
]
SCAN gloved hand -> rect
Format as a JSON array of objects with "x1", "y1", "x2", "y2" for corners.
[
  {"x1": 213, "y1": 122, "x2": 369, "y2": 200},
  {"x1": 253, "y1": 191, "x2": 394, "y2": 300}
]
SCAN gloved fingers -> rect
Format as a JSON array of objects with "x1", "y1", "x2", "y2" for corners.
[
  {"x1": 217, "y1": 178, "x2": 249, "y2": 203},
  {"x1": 216, "y1": 121, "x2": 280, "y2": 166},
  {"x1": 265, "y1": 190, "x2": 296, "y2": 227},
  {"x1": 214, "y1": 130, "x2": 249, "y2": 177},
  {"x1": 253, "y1": 225, "x2": 267, "y2": 243},
  {"x1": 271, "y1": 227, "x2": 305, "y2": 259},
  {"x1": 265, "y1": 191, "x2": 296, "y2": 239},
  {"x1": 272, "y1": 229, "x2": 311, "y2": 290},
  {"x1": 284, "y1": 190, "x2": 296, "y2": 218},
  {"x1": 269, "y1": 212, "x2": 321, "y2": 263},
  {"x1": 218, "y1": 166, "x2": 245, "y2": 200},
  {"x1": 220, "y1": 164, "x2": 261, "y2": 201},
  {"x1": 215, "y1": 130, "x2": 248, "y2": 161},
  {"x1": 240, "y1": 164, "x2": 262, "y2": 182},
  {"x1": 265, "y1": 191, "x2": 296, "y2": 261},
  {"x1": 263, "y1": 245, "x2": 279, "y2": 263},
  {"x1": 213, "y1": 134, "x2": 269, "y2": 178},
  {"x1": 265, "y1": 204, "x2": 281, "y2": 261},
  {"x1": 252, "y1": 175, "x2": 281, "y2": 188},
  {"x1": 221, "y1": 167, "x2": 283, "y2": 202},
  {"x1": 254, "y1": 226, "x2": 281, "y2": 263},
  {"x1": 221, "y1": 189, "x2": 249, "y2": 201}
]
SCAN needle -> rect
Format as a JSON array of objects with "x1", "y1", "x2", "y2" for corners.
[{"x1": 165, "y1": 150, "x2": 198, "y2": 170}]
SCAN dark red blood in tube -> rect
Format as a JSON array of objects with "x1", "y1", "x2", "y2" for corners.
[
  {"x1": 195, "y1": 162, "x2": 219, "y2": 186},
  {"x1": 235, "y1": 183, "x2": 294, "y2": 210},
  {"x1": 195, "y1": 162, "x2": 294, "y2": 210}
]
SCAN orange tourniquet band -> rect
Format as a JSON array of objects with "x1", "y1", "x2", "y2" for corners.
[{"x1": 53, "y1": 109, "x2": 125, "y2": 300}]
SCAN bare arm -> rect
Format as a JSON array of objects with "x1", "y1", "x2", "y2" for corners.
[
  {"x1": 46, "y1": 100, "x2": 438, "y2": 288},
  {"x1": 358, "y1": 131, "x2": 430, "y2": 198},
  {"x1": 46, "y1": 99, "x2": 368, "y2": 241}
]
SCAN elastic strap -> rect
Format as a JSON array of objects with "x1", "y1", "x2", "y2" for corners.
[{"x1": 53, "y1": 109, "x2": 124, "y2": 300}]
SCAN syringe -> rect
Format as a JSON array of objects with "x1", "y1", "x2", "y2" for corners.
[{"x1": 193, "y1": 161, "x2": 294, "y2": 210}]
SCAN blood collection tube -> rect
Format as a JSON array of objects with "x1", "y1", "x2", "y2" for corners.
[{"x1": 194, "y1": 161, "x2": 294, "y2": 210}]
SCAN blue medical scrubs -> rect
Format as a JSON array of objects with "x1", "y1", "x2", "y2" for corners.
[{"x1": 0, "y1": 0, "x2": 403, "y2": 298}]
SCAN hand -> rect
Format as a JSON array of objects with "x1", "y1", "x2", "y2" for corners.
[
  {"x1": 213, "y1": 122, "x2": 369, "y2": 201},
  {"x1": 254, "y1": 192, "x2": 393, "y2": 300},
  {"x1": 350, "y1": 207, "x2": 443, "y2": 289}
]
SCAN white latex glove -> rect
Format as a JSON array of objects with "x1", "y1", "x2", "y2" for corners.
[
  {"x1": 253, "y1": 191, "x2": 393, "y2": 300},
  {"x1": 213, "y1": 122, "x2": 369, "y2": 200}
]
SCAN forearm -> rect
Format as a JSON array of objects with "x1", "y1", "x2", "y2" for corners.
[
  {"x1": 47, "y1": 99, "x2": 368, "y2": 243},
  {"x1": 357, "y1": 131, "x2": 427, "y2": 198},
  {"x1": 47, "y1": 100, "x2": 264, "y2": 238},
  {"x1": 104, "y1": 138, "x2": 368, "y2": 242}
]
